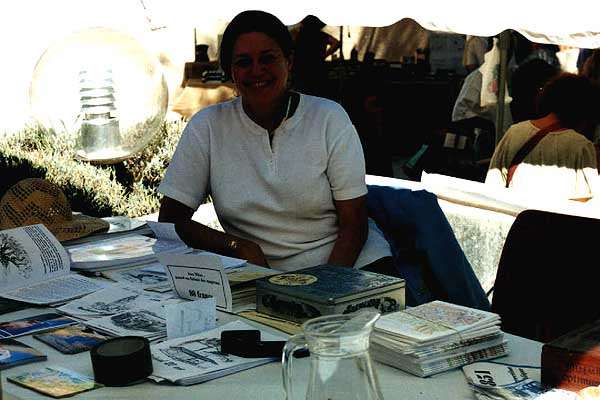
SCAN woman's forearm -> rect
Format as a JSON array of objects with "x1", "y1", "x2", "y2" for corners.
[
  {"x1": 158, "y1": 197, "x2": 269, "y2": 266},
  {"x1": 327, "y1": 227, "x2": 367, "y2": 267}
]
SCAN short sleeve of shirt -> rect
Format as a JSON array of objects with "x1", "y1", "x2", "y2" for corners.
[
  {"x1": 324, "y1": 104, "x2": 367, "y2": 201},
  {"x1": 158, "y1": 113, "x2": 211, "y2": 210}
]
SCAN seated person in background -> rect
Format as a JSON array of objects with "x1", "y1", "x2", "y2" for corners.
[
  {"x1": 485, "y1": 73, "x2": 600, "y2": 202},
  {"x1": 453, "y1": 38, "x2": 513, "y2": 134},
  {"x1": 158, "y1": 10, "x2": 392, "y2": 273}
]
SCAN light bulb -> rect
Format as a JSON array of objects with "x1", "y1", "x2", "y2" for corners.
[
  {"x1": 77, "y1": 68, "x2": 123, "y2": 159},
  {"x1": 29, "y1": 27, "x2": 168, "y2": 164}
]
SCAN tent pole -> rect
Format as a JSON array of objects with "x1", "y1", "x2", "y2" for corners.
[{"x1": 495, "y1": 30, "x2": 510, "y2": 145}]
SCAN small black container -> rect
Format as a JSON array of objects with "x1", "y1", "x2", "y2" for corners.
[{"x1": 90, "y1": 336, "x2": 153, "y2": 386}]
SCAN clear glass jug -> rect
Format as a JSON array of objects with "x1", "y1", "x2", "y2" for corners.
[{"x1": 282, "y1": 310, "x2": 384, "y2": 400}]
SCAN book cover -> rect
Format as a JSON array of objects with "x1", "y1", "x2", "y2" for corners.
[
  {"x1": 256, "y1": 264, "x2": 404, "y2": 304},
  {"x1": 0, "y1": 338, "x2": 47, "y2": 370},
  {"x1": 0, "y1": 313, "x2": 77, "y2": 339},
  {"x1": 8, "y1": 366, "x2": 101, "y2": 398},
  {"x1": 34, "y1": 325, "x2": 107, "y2": 354},
  {"x1": 541, "y1": 319, "x2": 600, "y2": 391}
]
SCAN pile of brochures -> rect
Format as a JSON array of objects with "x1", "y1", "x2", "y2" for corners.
[{"x1": 371, "y1": 301, "x2": 508, "y2": 377}]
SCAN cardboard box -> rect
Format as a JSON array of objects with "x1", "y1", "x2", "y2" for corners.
[
  {"x1": 256, "y1": 265, "x2": 405, "y2": 323},
  {"x1": 541, "y1": 319, "x2": 600, "y2": 391}
]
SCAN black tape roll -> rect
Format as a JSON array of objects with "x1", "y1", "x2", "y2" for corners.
[{"x1": 90, "y1": 336, "x2": 153, "y2": 386}]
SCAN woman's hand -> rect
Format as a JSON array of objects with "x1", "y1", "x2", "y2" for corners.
[{"x1": 233, "y1": 239, "x2": 269, "y2": 267}]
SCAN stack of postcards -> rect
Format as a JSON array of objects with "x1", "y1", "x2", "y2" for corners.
[{"x1": 371, "y1": 301, "x2": 508, "y2": 377}]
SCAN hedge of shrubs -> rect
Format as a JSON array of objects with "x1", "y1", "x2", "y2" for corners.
[{"x1": 0, "y1": 121, "x2": 185, "y2": 218}]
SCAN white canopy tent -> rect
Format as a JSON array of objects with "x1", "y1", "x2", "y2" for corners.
[{"x1": 1, "y1": 0, "x2": 599, "y2": 132}]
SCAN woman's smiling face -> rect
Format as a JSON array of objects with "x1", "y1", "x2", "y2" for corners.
[{"x1": 231, "y1": 32, "x2": 291, "y2": 113}]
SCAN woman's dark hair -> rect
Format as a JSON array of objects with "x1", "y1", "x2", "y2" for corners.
[
  {"x1": 219, "y1": 10, "x2": 293, "y2": 79},
  {"x1": 538, "y1": 73, "x2": 600, "y2": 130}
]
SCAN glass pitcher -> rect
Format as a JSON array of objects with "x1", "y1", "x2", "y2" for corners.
[{"x1": 282, "y1": 310, "x2": 384, "y2": 400}]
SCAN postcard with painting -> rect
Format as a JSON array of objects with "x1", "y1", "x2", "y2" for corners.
[
  {"x1": 8, "y1": 366, "x2": 100, "y2": 398},
  {"x1": 34, "y1": 325, "x2": 107, "y2": 354}
]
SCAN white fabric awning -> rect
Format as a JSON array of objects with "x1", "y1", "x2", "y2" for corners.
[
  {"x1": 5, "y1": 0, "x2": 600, "y2": 48},
  {"x1": 145, "y1": 0, "x2": 600, "y2": 48}
]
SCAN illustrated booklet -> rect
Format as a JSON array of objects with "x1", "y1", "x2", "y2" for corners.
[
  {"x1": 0, "y1": 224, "x2": 108, "y2": 305},
  {"x1": 34, "y1": 324, "x2": 108, "y2": 354}
]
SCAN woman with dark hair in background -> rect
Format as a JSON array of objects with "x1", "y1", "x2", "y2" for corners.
[
  {"x1": 158, "y1": 10, "x2": 391, "y2": 273},
  {"x1": 486, "y1": 73, "x2": 600, "y2": 201}
]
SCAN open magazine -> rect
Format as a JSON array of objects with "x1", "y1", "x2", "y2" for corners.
[{"x1": 0, "y1": 224, "x2": 108, "y2": 305}]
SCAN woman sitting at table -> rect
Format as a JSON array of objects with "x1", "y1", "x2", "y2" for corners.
[
  {"x1": 157, "y1": 10, "x2": 392, "y2": 272},
  {"x1": 485, "y1": 73, "x2": 600, "y2": 201}
]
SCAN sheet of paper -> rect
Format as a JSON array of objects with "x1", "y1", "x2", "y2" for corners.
[
  {"x1": 158, "y1": 253, "x2": 232, "y2": 312},
  {"x1": 166, "y1": 298, "x2": 216, "y2": 339},
  {"x1": 144, "y1": 250, "x2": 246, "y2": 273},
  {"x1": 57, "y1": 286, "x2": 177, "y2": 319},
  {"x1": 2, "y1": 274, "x2": 109, "y2": 305},
  {"x1": 103, "y1": 263, "x2": 170, "y2": 288},
  {"x1": 147, "y1": 221, "x2": 185, "y2": 244},
  {"x1": 103, "y1": 216, "x2": 147, "y2": 234}
]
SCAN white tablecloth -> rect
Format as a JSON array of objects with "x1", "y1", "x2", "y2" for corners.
[{"x1": 0, "y1": 308, "x2": 542, "y2": 400}]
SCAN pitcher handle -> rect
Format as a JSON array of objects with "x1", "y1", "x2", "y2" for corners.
[{"x1": 282, "y1": 333, "x2": 308, "y2": 400}]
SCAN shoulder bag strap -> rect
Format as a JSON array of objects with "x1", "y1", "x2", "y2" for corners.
[{"x1": 505, "y1": 122, "x2": 563, "y2": 188}]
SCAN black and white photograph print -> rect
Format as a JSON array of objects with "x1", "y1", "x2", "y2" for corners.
[{"x1": 0, "y1": 233, "x2": 32, "y2": 280}]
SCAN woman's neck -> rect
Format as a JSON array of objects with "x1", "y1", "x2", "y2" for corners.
[
  {"x1": 242, "y1": 92, "x2": 291, "y2": 133},
  {"x1": 531, "y1": 113, "x2": 561, "y2": 129}
]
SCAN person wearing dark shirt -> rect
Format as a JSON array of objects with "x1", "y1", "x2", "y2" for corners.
[{"x1": 291, "y1": 15, "x2": 340, "y2": 96}]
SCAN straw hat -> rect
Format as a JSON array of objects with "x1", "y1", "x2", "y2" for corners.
[{"x1": 0, "y1": 178, "x2": 109, "y2": 241}]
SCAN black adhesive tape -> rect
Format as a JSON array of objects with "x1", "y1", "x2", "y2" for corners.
[{"x1": 90, "y1": 336, "x2": 153, "y2": 386}]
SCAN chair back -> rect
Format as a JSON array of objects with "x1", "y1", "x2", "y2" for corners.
[{"x1": 491, "y1": 209, "x2": 600, "y2": 342}]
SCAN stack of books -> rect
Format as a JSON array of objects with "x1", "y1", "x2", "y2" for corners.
[
  {"x1": 371, "y1": 301, "x2": 508, "y2": 377},
  {"x1": 66, "y1": 234, "x2": 191, "y2": 272},
  {"x1": 227, "y1": 265, "x2": 279, "y2": 312}
]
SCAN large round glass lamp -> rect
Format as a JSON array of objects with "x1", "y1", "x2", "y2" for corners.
[{"x1": 29, "y1": 27, "x2": 168, "y2": 164}]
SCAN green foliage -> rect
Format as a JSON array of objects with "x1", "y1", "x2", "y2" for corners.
[{"x1": 0, "y1": 121, "x2": 184, "y2": 218}]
